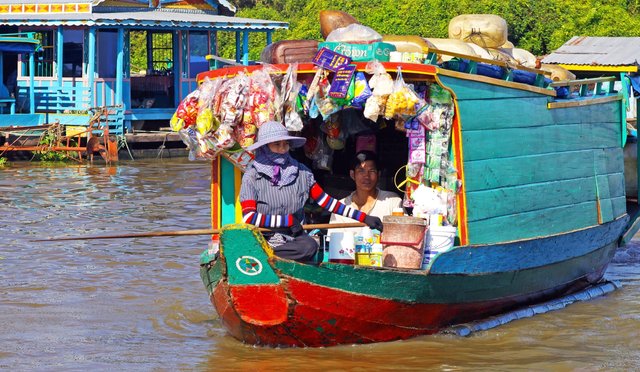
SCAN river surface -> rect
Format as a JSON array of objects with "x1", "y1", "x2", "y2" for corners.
[{"x1": 2, "y1": 159, "x2": 639, "y2": 371}]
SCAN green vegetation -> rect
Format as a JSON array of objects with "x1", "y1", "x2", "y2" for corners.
[
  {"x1": 222, "y1": 0, "x2": 640, "y2": 60},
  {"x1": 0, "y1": 157, "x2": 7, "y2": 167},
  {"x1": 33, "y1": 130, "x2": 72, "y2": 162}
]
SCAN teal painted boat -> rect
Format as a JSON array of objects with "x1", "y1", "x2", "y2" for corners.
[{"x1": 196, "y1": 56, "x2": 638, "y2": 347}]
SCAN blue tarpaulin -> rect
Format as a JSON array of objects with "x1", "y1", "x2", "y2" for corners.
[
  {"x1": 629, "y1": 74, "x2": 640, "y2": 95},
  {"x1": 0, "y1": 34, "x2": 40, "y2": 54}
]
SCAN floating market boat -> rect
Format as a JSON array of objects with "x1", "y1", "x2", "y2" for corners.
[{"x1": 194, "y1": 49, "x2": 639, "y2": 347}]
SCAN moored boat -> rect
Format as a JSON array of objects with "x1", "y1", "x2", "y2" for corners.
[{"x1": 188, "y1": 55, "x2": 639, "y2": 347}]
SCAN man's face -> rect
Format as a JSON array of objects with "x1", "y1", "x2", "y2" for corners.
[{"x1": 350, "y1": 160, "x2": 379, "y2": 193}]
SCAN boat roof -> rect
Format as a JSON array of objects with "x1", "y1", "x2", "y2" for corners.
[
  {"x1": 0, "y1": 33, "x2": 40, "y2": 53},
  {"x1": 0, "y1": 1, "x2": 287, "y2": 31},
  {"x1": 541, "y1": 36, "x2": 640, "y2": 72}
]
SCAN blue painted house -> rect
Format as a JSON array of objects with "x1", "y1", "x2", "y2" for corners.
[{"x1": 0, "y1": 0, "x2": 287, "y2": 134}]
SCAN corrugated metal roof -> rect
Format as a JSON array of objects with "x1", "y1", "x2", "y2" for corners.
[
  {"x1": 542, "y1": 36, "x2": 640, "y2": 66},
  {"x1": 0, "y1": 0, "x2": 235, "y2": 12},
  {"x1": 0, "y1": 9, "x2": 288, "y2": 30}
]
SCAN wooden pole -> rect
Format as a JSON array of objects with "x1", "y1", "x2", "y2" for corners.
[{"x1": 34, "y1": 222, "x2": 366, "y2": 242}]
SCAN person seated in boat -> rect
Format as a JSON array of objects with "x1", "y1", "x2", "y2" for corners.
[
  {"x1": 329, "y1": 150, "x2": 402, "y2": 231},
  {"x1": 239, "y1": 121, "x2": 384, "y2": 262}
]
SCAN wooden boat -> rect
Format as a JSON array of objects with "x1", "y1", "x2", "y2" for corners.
[{"x1": 197, "y1": 53, "x2": 639, "y2": 347}]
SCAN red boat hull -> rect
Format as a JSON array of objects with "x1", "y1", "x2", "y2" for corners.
[{"x1": 210, "y1": 264, "x2": 608, "y2": 347}]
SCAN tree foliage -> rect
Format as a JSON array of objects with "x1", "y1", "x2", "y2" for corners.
[{"x1": 226, "y1": 0, "x2": 640, "y2": 59}]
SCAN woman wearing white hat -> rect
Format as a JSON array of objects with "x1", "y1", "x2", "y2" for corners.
[{"x1": 240, "y1": 121, "x2": 383, "y2": 262}]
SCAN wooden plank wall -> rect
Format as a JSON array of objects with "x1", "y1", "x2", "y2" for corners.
[{"x1": 440, "y1": 76, "x2": 626, "y2": 245}]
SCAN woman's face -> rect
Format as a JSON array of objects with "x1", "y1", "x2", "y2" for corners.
[
  {"x1": 267, "y1": 140, "x2": 290, "y2": 154},
  {"x1": 350, "y1": 160, "x2": 379, "y2": 193}
]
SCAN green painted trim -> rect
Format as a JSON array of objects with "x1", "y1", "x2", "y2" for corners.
[
  {"x1": 620, "y1": 73, "x2": 629, "y2": 147},
  {"x1": 220, "y1": 157, "x2": 237, "y2": 226},
  {"x1": 200, "y1": 258, "x2": 223, "y2": 295},
  {"x1": 221, "y1": 224, "x2": 280, "y2": 285},
  {"x1": 273, "y1": 242, "x2": 616, "y2": 304},
  {"x1": 87, "y1": 27, "x2": 96, "y2": 106},
  {"x1": 56, "y1": 26, "x2": 63, "y2": 85}
]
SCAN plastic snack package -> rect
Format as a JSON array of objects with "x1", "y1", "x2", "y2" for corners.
[
  {"x1": 429, "y1": 84, "x2": 453, "y2": 105},
  {"x1": 219, "y1": 72, "x2": 250, "y2": 127},
  {"x1": 173, "y1": 90, "x2": 200, "y2": 129},
  {"x1": 247, "y1": 67, "x2": 280, "y2": 128},
  {"x1": 213, "y1": 124, "x2": 236, "y2": 149},
  {"x1": 346, "y1": 72, "x2": 371, "y2": 109},
  {"x1": 385, "y1": 67, "x2": 420, "y2": 120},
  {"x1": 363, "y1": 94, "x2": 385, "y2": 122},
  {"x1": 366, "y1": 61, "x2": 394, "y2": 97}
]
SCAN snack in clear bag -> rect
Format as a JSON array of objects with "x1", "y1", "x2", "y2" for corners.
[
  {"x1": 172, "y1": 90, "x2": 200, "y2": 130},
  {"x1": 363, "y1": 94, "x2": 385, "y2": 122},
  {"x1": 366, "y1": 61, "x2": 393, "y2": 96},
  {"x1": 315, "y1": 75, "x2": 341, "y2": 120},
  {"x1": 196, "y1": 107, "x2": 220, "y2": 135},
  {"x1": 219, "y1": 72, "x2": 250, "y2": 127},
  {"x1": 429, "y1": 84, "x2": 453, "y2": 105},
  {"x1": 213, "y1": 124, "x2": 236, "y2": 149},
  {"x1": 385, "y1": 67, "x2": 420, "y2": 120},
  {"x1": 247, "y1": 67, "x2": 280, "y2": 128},
  {"x1": 277, "y1": 63, "x2": 304, "y2": 131},
  {"x1": 349, "y1": 72, "x2": 372, "y2": 109}
]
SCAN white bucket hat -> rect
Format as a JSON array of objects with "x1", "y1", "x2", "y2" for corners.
[{"x1": 246, "y1": 121, "x2": 306, "y2": 152}]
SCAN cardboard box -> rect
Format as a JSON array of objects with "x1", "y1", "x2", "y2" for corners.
[{"x1": 318, "y1": 42, "x2": 396, "y2": 62}]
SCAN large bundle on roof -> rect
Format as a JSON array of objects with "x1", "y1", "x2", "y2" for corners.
[{"x1": 448, "y1": 14, "x2": 508, "y2": 49}]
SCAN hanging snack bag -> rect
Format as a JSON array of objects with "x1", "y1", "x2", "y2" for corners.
[
  {"x1": 248, "y1": 67, "x2": 280, "y2": 128},
  {"x1": 315, "y1": 74, "x2": 341, "y2": 120},
  {"x1": 171, "y1": 90, "x2": 200, "y2": 131},
  {"x1": 384, "y1": 67, "x2": 420, "y2": 120},
  {"x1": 349, "y1": 72, "x2": 372, "y2": 110},
  {"x1": 366, "y1": 61, "x2": 394, "y2": 96},
  {"x1": 279, "y1": 63, "x2": 304, "y2": 131},
  {"x1": 219, "y1": 72, "x2": 250, "y2": 127}
]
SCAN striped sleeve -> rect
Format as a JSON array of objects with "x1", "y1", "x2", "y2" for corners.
[
  {"x1": 240, "y1": 199, "x2": 295, "y2": 228},
  {"x1": 310, "y1": 183, "x2": 366, "y2": 222}
]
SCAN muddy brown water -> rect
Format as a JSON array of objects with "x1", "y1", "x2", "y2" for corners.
[{"x1": 2, "y1": 159, "x2": 639, "y2": 370}]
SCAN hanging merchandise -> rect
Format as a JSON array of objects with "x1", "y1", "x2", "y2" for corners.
[
  {"x1": 313, "y1": 133, "x2": 334, "y2": 171},
  {"x1": 363, "y1": 61, "x2": 393, "y2": 122},
  {"x1": 425, "y1": 131, "x2": 448, "y2": 183},
  {"x1": 314, "y1": 72, "x2": 342, "y2": 120},
  {"x1": 196, "y1": 77, "x2": 223, "y2": 135},
  {"x1": 170, "y1": 90, "x2": 200, "y2": 131},
  {"x1": 218, "y1": 72, "x2": 250, "y2": 128},
  {"x1": 410, "y1": 184, "x2": 448, "y2": 219},
  {"x1": 280, "y1": 63, "x2": 304, "y2": 131},
  {"x1": 384, "y1": 66, "x2": 420, "y2": 120},
  {"x1": 247, "y1": 66, "x2": 280, "y2": 128},
  {"x1": 429, "y1": 84, "x2": 453, "y2": 105},
  {"x1": 348, "y1": 72, "x2": 372, "y2": 110},
  {"x1": 408, "y1": 126, "x2": 426, "y2": 164}
]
